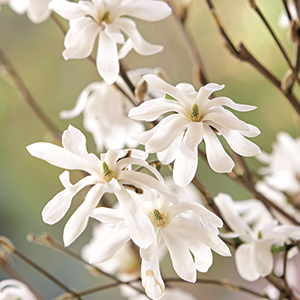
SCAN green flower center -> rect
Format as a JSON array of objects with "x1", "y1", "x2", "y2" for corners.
[
  {"x1": 153, "y1": 209, "x2": 166, "y2": 226},
  {"x1": 102, "y1": 161, "x2": 114, "y2": 182},
  {"x1": 190, "y1": 103, "x2": 202, "y2": 122},
  {"x1": 102, "y1": 11, "x2": 110, "y2": 22}
]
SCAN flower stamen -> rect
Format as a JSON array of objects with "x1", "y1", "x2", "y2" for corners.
[
  {"x1": 190, "y1": 104, "x2": 201, "y2": 122},
  {"x1": 102, "y1": 11, "x2": 110, "y2": 22},
  {"x1": 102, "y1": 161, "x2": 114, "y2": 182},
  {"x1": 153, "y1": 209, "x2": 166, "y2": 226}
]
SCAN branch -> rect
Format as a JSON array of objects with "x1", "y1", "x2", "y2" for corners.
[{"x1": 0, "y1": 47, "x2": 61, "y2": 141}]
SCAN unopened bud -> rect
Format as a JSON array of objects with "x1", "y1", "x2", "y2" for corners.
[
  {"x1": 281, "y1": 69, "x2": 295, "y2": 94},
  {"x1": 134, "y1": 78, "x2": 148, "y2": 103},
  {"x1": 247, "y1": 0, "x2": 256, "y2": 10},
  {"x1": 179, "y1": 0, "x2": 192, "y2": 23},
  {"x1": 0, "y1": 236, "x2": 15, "y2": 253},
  {"x1": 290, "y1": 19, "x2": 300, "y2": 44}
]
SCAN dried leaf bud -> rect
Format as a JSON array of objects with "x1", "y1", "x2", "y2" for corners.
[
  {"x1": 290, "y1": 19, "x2": 300, "y2": 44},
  {"x1": 0, "y1": 236, "x2": 15, "y2": 253},
  {"x1": 179, "y1": 0, "x2": 192, "y2": 23},
  {"x1": 281, "y1": 69, "x2": 295, "y2": 94},
  {"x1": 134, "y1": 77, "x2": 148, "y2": 103},
  {"x1": 153, "y1": 67, "x2": 170, "y2": 83}
]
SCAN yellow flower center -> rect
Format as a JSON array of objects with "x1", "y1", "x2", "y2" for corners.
[
  {"x1": 153, "y1": 209, "x2": 166, "y2": 226},
  {"x1": 190, "y1": 103, "x2": 202, "y2": 122},
  {"x1": 102, "y1": 161, "x2": 115, "y2": 182}
]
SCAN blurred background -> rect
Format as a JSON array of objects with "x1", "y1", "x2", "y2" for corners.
[{"x1": 0, "y1": 0, "x2": 299, "y2": 299}]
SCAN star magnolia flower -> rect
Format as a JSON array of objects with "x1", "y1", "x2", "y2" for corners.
[
  {"x1": 0, "y1": 0, "x2": 51, "y2": 23},
  {"x1": 0, "y1": 279, "x2": 37, "y2": 300},
  {"x1": 89, "y1": 195, "x2": 230, "y2": 299},
  {"x1": 129, "y1": 75, "x2": 261, "y2": 187},
  {"x1": 60, "y1": 81, "x2": 144, "y2": 152},
  {"x1": 258, "y1": 132, "x2": 300, "y2": 195},
  {"x1": 215, "y1": 193, "x2": 300, "y2": 281},
  {"x1": 49, "y1": 0, "x2": 172, "y2": 84},
  {"x1": 26, "y1": 125, "x2": 178, "y2": 248}
]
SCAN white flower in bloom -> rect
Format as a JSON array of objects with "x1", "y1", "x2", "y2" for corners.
[
  {"x1": 278, "y1": 1, "x2": 298, "y2": 29},
  {"x1": 215, "y1": 193, "x2": 300, "y2": 281},
  {"x1": 258, "y1": 132, "x2": 300, "y2": 195},
  {"x1": 0, "y1": 0, "x2": 51, "y2": 23},
  {"x1": 89, "y1": 195, "x2": 230, "y2": 299},
  {"x1": 26, "y1": 125, "x2": 178, "y2": 248},
  {"x1": 60, "y1": 81, "x2": 144, "y2": 152},
  {"x1": 129, "y1": 75, "x2": 261, "y2": 186},
  {"x1": 49, "y1": 0, "x2": 172, "y2": 84},
  {"x1": 0, "y1": 279, "x2": 37, "y2": 300}
]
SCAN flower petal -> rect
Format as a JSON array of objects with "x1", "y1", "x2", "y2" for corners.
[
  {"x1": 63, "y1": 183, "x2": 104, "y2": 246},
  {"x1": 49, "y1": 0, "x2": 86, "y2": 19},
  {"x1": 42, "y1": 172, "x2": 96, "y2": 225},
  {"x1": 116, "y1": 1, "x2": 171, "y2": 21},
  {"x1": 161, "y1": 224, "x2": 196, "y2": 282},
  {"x1": 63, "y1": 17, "x2": 100, "y2": 59},
  {"x1": 115, "y1": 187, "x2": 155, "y2": 248},
  {"x1": 97, "y1": 30, "x2": 119, "y2": 85},
  {"x1": 185, "y1": 122, "x2": 204, "y2": 151},
  {"x1": 203, "y1": 124, "x2": 234, "y2": 173},
  {"x1": 129, "y1": 98, "x2": 185, "y2": 122}
]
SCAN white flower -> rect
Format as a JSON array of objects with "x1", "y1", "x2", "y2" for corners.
[
  {"x1": 129, "y1": 75, "x2": 261, "y2": 186},
  {"x1": 215, "y1": 193, "x2": 300, "y2": 282},
  {"x1": 0, "y1": 0, "x2": 51, "y2": 23},
  {"x1": 0, "y1": 279, "x2": 37, "y2": 300},
  {"x1": 49, "y1": 0, "x2": 172, "y2": 84},
  {"x1": 89, "y1": 195, "x2": 230, "y2": 299},
  {"x1": 26, "y1": 125, "x2": 177, "y2": 248},
  {"x1": 278, "y1": 1, "x2": 298, "y2": 29},
  {"x1": 60, "y1": 81, "x2": 144, "y2": 152},
  {"x1": 258, "y1": 132, "x2": 300, "y2": 195}
]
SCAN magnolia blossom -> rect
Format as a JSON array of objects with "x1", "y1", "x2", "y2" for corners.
[
  {"x1": 0, "y1": 279, "x2": 37, "y2": 300},
  {"x1": 26, "y1": 125, "x2": 177, "y2": 248},
  {"x1": 129, "y1": 75, "x2": 261, "y2": 186},
  {"x1": 278, "y1": 1, "x2": 298, "y2": 29},
  {"x1": 89, "y1": 195, "x2": 230, "y2": 299},
  {"x1": 258, "y1": 132, "x2": 300, "y2": 195},
  {"x1": 60, "y1": 81, "x2": 144, "y2": 152},
  {"x1": 215, "y1": 193, "x2": 300, "y2": 281},
  {"x1": 49, "y1": 0, "x2": 172, "y2": 84},
  {"x1": 0, "y1": 0, "x2": 51, "y2": 23}
]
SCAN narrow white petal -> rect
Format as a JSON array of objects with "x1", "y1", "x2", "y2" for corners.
[
  {"x1": 49, "y1": 0, "x2": 86, "y2": 19},
  {"x1": 140, "y1": 238, "x2": 158, "y2": 262},
  {"x1": 118, "y1": 38, "x2": 133, "y2": 59},
  {"x1": 185, "y1": 122, "x2": 204, "y2": 151},
  {"x1": 63, "y1": 183, "x2": 104, "y2": 246},
  {"x1": 196, "y1": 83, "x2": 225, "y2": 110},
  {"x1": 161, "y1": 225, "x2": 196, "y2": 282},
  {"x1": 173, "y1": 135, "x2": 198, "y2": 187},
  {"x1": 42, "y1": 173, "x2": 96, "y2": 224},
  {"x1": 115, "y1": 18, "x2": 163, "y2": 56},
  {"x1": 146, "y1": 115, "x2": 189, "y2": 153},
  {"x1": 141, "y1": 254, "x2": 165, "y2": 300},
  {"x1": 63, "y1": 18, "x2": 100, "y2": 59},
  {"x1": 203, "y1": 125, "x2": 234, "y2": 173},
  {"x1": 26, "y1": 142, "x2": 99, "y2": 175},
  {"x1": 202, "y1": 112, "x2": 249, "y2": 131},
  {"x1": 89, "y1": 228, "x2": 130, "y2": 264},
  {"x1": 203, "y1": 96, "x2": 256, "y2": 113},
  {"x1": 115, "y1": 187, "x2": 155, "y2": 248},
  {"x1": 235, "y1": 243, "x2": 260, "y2": 281},
  {"x1": 116, "y1": 1, "x2": 171, "y2": 21},
  {"x1": 144, "y1": 75, "x2": 191, "y2": 111},
  {"x1": 129, "y1": 98, "x2": 185, "y2": 122},
  {"x1": 219, "y1": 127, "x2": 261, "y2": 157},
  {"x1": 90, "y1": 207, "x2": 123, "y2": 224},
  {"x1": 253, "y1": 241, "x2": 274, "y2": 277},
  {"x1": 97, "y1": 30, "x2": 119, "y2": 85},
  {"x1": 157, "y1": 145, "x2": 176, "y2": 165},
  {"x1": 60, "y1": 82, "x2": 102, "y2": 119}
]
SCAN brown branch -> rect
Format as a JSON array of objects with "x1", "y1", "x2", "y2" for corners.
[
  {"x1": 204, "y1": 0, "x2": 300, "y2": 118},
  {"x1": 0, "y1": 47, "x2": 62, "y2": 141}
]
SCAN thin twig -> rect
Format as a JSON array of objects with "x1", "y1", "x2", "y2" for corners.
[
  {"x1": 249, "y1": 0, "x2": 300, "y2": 85},
  {"x1": 166, "y1": 0, "x2": 209, "y2": 86},
  {"x1": 204, "y1": 0, "x2": 300, "y2": 117},
  {"x1": 27, "y1": 233, "x2": 145, "y2": 294},
  {"x1": 0, "y1": 47, "x2": 62, "y2": 141}
]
